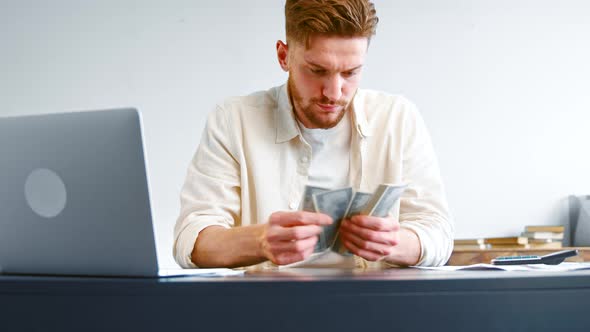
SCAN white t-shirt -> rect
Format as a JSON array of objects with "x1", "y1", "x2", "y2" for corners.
[{"x1": 297, "y1": 112, "x2": 352, "y2": 190}]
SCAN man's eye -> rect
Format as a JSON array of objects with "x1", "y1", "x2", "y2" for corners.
[
  {"x1": 343, "y1": 71, "x2": 357, "y2": 78},
  {"x1": 311, "y1": 68, "x2": 326, "y2": 75}
]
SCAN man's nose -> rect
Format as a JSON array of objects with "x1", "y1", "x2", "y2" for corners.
[{"x1": 322, "y1": 75, "x2": 343, "y2": 102}]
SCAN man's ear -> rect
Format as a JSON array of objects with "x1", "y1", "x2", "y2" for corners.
[{"x1": 276, "y1": 40, "x2": 289, "y2": 72}]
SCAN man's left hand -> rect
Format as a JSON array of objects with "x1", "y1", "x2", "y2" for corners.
[{"x1": 338, "y1": 215, "x2": 400, "y2": 262}]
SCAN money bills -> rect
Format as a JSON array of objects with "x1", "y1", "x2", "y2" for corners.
[
  {"x1": 299, "y1": 185, "x2": 329, "y2": 212},
  {"x1": 312, "y1": 187, "x2": 353, "y2": 252},
  {"x1": 333, "y1": 191, "x2": 373, "y2": 253},
  {"x1": 361, "y1": 184, "x2": 408, "y2": 218},
  {"x1": 300, "y1": 183, "x2": 408, "y2": 255},
  {"x1": 299, "y1": 185, "x2": 330, "y2": 252}
]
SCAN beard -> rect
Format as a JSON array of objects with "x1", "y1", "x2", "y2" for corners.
[{"x1": 288, "y1": 76, "x2": 349, "y2": 129}]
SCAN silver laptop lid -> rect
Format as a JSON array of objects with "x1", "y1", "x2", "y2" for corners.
[{"x1": 0, "y1": 108, "x2": 159, "y2": 276}]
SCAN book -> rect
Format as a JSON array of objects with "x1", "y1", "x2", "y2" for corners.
[
  {"x1": 528, "y1": 238, "x2": 562, "y2": 244},
  {"x1": 454, "y1": 243, "x2": 491, "y2": 250},
  {"x1": 489, "y1": 243, "x2": 531, "y2": 249},
  {"x1": 484, "y1": 236, "x2": 529, "y2": 245},
  {"x1": 521, "y1": 232, "x2": 564, "y2": 240},
  {"x1": 454, "y1": 238, "x2": 485, "y2": 245},
  {"x1": 524, "y1": 225, "x2": 565, "y2": 233},
  {"x1": 528, "y1": 242, "x2": 563, "y2": 249}
]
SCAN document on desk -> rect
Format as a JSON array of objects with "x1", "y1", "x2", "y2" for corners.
[
  {"x1": 158, "y1": 268, "x2": 245, "y2": 277},
  {"x1": 415, "y1": 262, "x2": 590, "y2": 272}
]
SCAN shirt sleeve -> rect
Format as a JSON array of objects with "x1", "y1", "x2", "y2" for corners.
[
  {"x1": 395, "y1": 100, "x2": 454, "y2": 267},
  {"x1": 173, "y1": 105, "x2": 241, "y2": 268}
]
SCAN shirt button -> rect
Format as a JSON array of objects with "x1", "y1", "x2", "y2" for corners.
[{"x1": 289, "y1": 202, "x2": 298, "y2": 210}]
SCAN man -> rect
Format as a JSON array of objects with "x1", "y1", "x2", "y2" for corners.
[{"x1": 173, "y1": 0, "x2": 453, "y2": 269}]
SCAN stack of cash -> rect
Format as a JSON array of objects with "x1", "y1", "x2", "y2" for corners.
[{"x1": 299, "y1": 183, "x2": 408, "y2": 255}]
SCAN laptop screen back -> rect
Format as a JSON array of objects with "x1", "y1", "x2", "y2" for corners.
[{"x1": 0, "y1": 108, "x2": 159, "y2": 276}]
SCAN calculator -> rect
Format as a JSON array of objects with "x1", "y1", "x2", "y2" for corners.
[{"x1": 491, "y1": 249, "x2": 579, "y2": 265}]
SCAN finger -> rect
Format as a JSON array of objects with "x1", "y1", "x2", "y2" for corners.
[
  {"x1": 268, "y1": 235, "x2": 318, "y2": 253},
  {"x1": 340, "y1": 221, "x2": 398, "y2": 246},
  {"x1": 273, "y1": 247, "x2": 314, "y2": 266},
  {"x1": 339, "y1": 230, "x2": 394, "y2": 257},
  {"x1": 349, "y1": 215, "x2": 399, "y2": 231},
  {"x1": 341, "y1": 238, "x2": 383, "y2": 262},
  {"x1": 269, "y1": 211, "x2": 333, "y2": 227},
  {"x1": 267, "y1": 224, "x2": 323, "y2": 242}
]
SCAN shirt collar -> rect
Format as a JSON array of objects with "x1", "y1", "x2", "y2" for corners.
[
  {"x1": 350, "y1": 89, "x2": 373, "y2": 138},
  {"x1": 275, "y1": 84, "x2": 300, "y2": 143},
  {"x1": 275, "y1": 83, "x2": 373, "y2": 144}
]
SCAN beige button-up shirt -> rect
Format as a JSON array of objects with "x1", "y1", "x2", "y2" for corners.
[{"x1": 174, "y1": 84, "x2": 453, "y2": 268}]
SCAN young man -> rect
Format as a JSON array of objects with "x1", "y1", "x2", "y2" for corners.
[{"x1": 174, "y1": 0, "x2": 453, "y2": 269}]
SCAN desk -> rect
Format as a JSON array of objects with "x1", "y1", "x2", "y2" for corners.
[
  {"x1": 449, "y1": 247, "x2": 590, "y2": 265},
  {"x1": 2, "y1": 268, "x2": 590, "y2": 332}
]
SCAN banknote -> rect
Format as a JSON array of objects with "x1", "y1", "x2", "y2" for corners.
[
  {"x1": 280, "y1": 184, "x2": 406, "y2": 266},
  {"x1": 345, "y1": 192, "x2": 374, "y2": 218},
  {"x1": 333, "y1": 191, "x2": 373, "y2": 253},
  {"x1": 299, "y1": 185, "x2": 330, "y2": 212},
  {"x1": 312, "y1": 187, "x2": 353, "y2": 252},
  {"x1": 361, "y1": 184, "x2": 408, "y2": 217},
  {"x1": 299, "y1": 185, "x2": 330, "y2": 253}
]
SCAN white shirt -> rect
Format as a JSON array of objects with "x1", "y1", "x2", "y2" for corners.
[
  {"x1": 297, "y1": 111, "x2": 351, "y2": 190},
  {"x1": 174, "y1": 84, "x2": 454, "y2": 268}
]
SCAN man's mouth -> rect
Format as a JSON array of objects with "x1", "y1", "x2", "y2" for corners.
[{"x1": 317, "y1": 103, "x2": 341, "y2": 112}]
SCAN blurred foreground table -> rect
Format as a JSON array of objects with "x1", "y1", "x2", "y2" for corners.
[{"x1": 2, "y1": 267, "x2": 590, "y2": 331}]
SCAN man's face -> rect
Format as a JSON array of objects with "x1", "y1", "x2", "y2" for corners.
[{"x1": 279, "y1": 35, "x2": 368, "y2": 129}]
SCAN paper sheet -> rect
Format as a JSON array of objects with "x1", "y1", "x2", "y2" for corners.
[
  {"x1": 414, "y1": 262, "x2": 590, "y2": 272},
  {"x1": 158, "y1": 268, "x2": 245, "y2": 277}
]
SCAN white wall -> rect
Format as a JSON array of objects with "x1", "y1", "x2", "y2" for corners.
[{"x1": 2, "y1": 0, "x2": 589, "y2": 268}]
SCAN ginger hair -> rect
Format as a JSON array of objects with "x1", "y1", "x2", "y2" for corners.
[{"x1": 285, "y1": 0, "x2": 379, "y2": 47}]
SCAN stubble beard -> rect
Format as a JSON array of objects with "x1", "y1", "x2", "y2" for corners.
[{"x1": 288, "y1": 76, "x2": 349, "y2": 129}]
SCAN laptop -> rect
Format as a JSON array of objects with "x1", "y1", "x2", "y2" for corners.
[{"x1": 0, "y1": 108, "x2": 242, "y2": 277}]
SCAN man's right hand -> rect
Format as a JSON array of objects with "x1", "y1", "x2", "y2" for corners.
[{"x1": 259, "y1": 211, "x2": 333, "y2": 266}]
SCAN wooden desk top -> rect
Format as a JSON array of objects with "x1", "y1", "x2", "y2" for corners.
[{"x1": 448, "y1": 247, "x2": 590, "y2": 265}]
